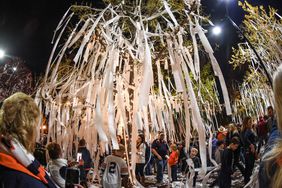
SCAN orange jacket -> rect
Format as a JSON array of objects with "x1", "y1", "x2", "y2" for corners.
[{"x1": 0, "y1": 152, "x2": 42, "y2": 181}]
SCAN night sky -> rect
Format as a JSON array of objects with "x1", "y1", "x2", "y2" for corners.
[{"x1": 0, "y1": 0, "x2": 281, "y2": 80}]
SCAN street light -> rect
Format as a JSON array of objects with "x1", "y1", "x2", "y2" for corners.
[
  {"x1": 0, "y1": 49, "x2": 5, "y2": 59},
  {"x1": 212, "y1": 26, "x2": 222, "y2": 36},
  {"x1": 222, "y1": 0, "x2": 273, "y2": 87}
]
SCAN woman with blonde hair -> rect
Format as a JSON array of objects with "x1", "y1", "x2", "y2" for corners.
[
  {"x1": 259, "y1": 65, "x2": 282, "y2": 188},
  {"x1": 0, "y1": 92, "x2": 56, "y2": 188}
]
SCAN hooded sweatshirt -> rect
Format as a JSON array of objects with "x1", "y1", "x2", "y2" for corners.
[{"x1": 47, "y1": 158, "x2": 68, "y2": 188}]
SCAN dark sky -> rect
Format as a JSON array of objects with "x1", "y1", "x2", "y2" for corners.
[
  {"x1": 0, "y1": 0, "x2": 281, "y2": 79},
  {"x1": 0, "y1": 0, "x2": 105, "y2": 73}
]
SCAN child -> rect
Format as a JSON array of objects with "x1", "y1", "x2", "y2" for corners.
[
  {"x1": 168, "y1": 144, "x2": 179, "y2": 182},
  {"x1": 190, "y1": 147, "x2": 201, "y2": 187},
  {"x1": 101, "y1": 144, "x2": 129, "y2": 188},
  {"x1": 218, "y1": 137, "x2": 240, "y2": 188}
]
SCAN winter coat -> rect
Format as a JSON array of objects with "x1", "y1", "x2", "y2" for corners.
[{"x1": 0, "y1": 153, "x2": 56, "y2": 188}]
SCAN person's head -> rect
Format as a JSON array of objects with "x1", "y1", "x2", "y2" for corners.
[
  {"x1": 242, "y1": 116, "x2": 252, "y2": 131},
  {"x1": 0, "y1": 92, "x2": 40, "y2": 153},
  {"x1": 228, "y1": 123, "x2": 237, "y2": 132},
  {"x1": 190, "y1": 147, "x2": 198, "y2": 157},
  {"x1": 117, "y1": 135, "x2": 122, "y2": 144},
  {"x1": 113, "y1": 144, "x2": 125, "y2": 158},
  {"x1": 229, "y1": 137, "x2": 239, "y2": 151},
  {"x1": 47, "y1": 143, "x2": 62, "y2": 160},
  {"x1": 170, "y1": 143, "x2": 178, "y2": 151},
  {"x1": 267, "y1": 106, "x2": 274, "y2": 118},
  {"x1": 159, "y1": 131, "x2": 165, "y2": 141},
  {"x1": 137, "y1": 134, "x2": 145, "y2": 144},
  {"x1": 216, "y1": 140, "x2": 225, "y2": 149},
  {"x1": 79, "y1": 138, "x2": 86, "y2": 147},
  {"x1": 177, "y1": 141, "x2": 184, "y2": 149},
  {"x1": 259, "y1": 116, "x2": 263, "y2": 121}
]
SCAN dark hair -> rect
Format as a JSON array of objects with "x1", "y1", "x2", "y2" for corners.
[
  {"x1": 79, "y1": 138, "x2": 86, "y2": 147},
  {"x1": 137, "y1": 134, "x2": 145, "y2": 149},
  {"x1": 113, "y1": 144, "x2": 125, "y2": 153},
  {"x1": 47, "y1": 143, "x2": 61, "y2": 160},
  {"x1": 230, "y1": 137, "x2": 240, "y2": 145},
  {"x1": 242, "y1": 116, "x2": 251, "y2": 132},
  {"x1": 267, "y1": 106, "x2": 273, "y2": 111},
  {"x1": 216, "y1": 140, "x2": 224, "y2": 147}
]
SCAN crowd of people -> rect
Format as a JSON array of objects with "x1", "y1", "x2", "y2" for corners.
[{"x1": 0, "y1": 64, "x2": 281, "y2": 188}]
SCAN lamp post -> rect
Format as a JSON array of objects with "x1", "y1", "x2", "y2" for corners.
[{"x1": 223, "y1": 0, "x2": 273, "y2": 87}]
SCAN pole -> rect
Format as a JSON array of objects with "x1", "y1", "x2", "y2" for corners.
[{"x1": 225, "y1": 3, "x2": 273, "y2": 88}]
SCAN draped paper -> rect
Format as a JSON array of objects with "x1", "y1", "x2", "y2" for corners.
[{"x1": 35, "y1": 1, "x2": 237, "y2": 186}]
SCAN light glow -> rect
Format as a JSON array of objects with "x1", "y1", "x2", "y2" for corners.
[
  {"x1": 212, "y1": 26, "x2": 222, "y2": 35},
  {"x1": 0, "y1": 49, "x2": 5, "y2": 59}
]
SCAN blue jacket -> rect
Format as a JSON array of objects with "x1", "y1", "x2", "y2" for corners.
[
  {"x1": 0, "y1": 165, "x2": 48, "y2": 188},
  {"x1": 77, "y1": 147, "x2": 92, "y2": 170},
  {"x1": 0, "y1": 152, "x2": 56, "y2": 188}
]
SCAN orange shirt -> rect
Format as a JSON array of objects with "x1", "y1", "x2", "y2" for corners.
[{"x1": 168, "y1": 151, "x2": 179, "y2": 166}]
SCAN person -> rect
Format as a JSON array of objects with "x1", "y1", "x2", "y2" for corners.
[
  {"x1": 168, "y1": 144, "x2": 179, "y2": 182},
  {"x1": 151, "y1": 131, "x2": 169, "y2": 184},
  {"x1": 214, "y1": 140, "x2": 224, "y2": 164},
  {"x1": 34, "y1": 142, "x2": 47, "y2": 166},
  {"x1": 135, "y1": 134, "x2": 146, "y2": 185},
  {"x1": 178, "y1": 141, "x2": 188, "y2": 175},
  {"x1": 0, "y1": 92, "x2": 56, "y2": 188},
  {"x1": 242, "y1": 116, "x2": 257, "y2": 185},
  {"x1": 190, "y1": 147, "x2": 201, "y2": 187},
  {"x1": 218, "y1": 137, "x2": 240, "y2": 188},
  {"x1": 257, "y1": 116, "x2": 268, "y2": 153},
  {"x1": 217, "y1": 126, "x2": 227, "y2": 142},
  {"x1": 259, "y1": 65, "x2": 282, "y2": 188},
  {"x1": 101, "y1": 144, "x2": 129, "y2": 188},
  {"x1": 47, "y1": 142, "x2": 68, "y2": 188},
  {"x1": 266, "y1": 106, "x2": 277, "y2": 133},
  {"x1": 209, "y1": 140, "x2": 225, "y2": 187},
  {"x1": 225, "y1": 123, "x2": 245, "y2": 177},
  {"x1": 225, "y1": 123, "x2": 240, "y2": 146},
  {"x1": 77, "y1": 138, "x2": 93, "y2": 182},
  {"x1": 211, "y1": 134, "x2": 218, "y2": 159},
  {"x1": 116, "y1": 135, "x2": 124, "y2": 145}
]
